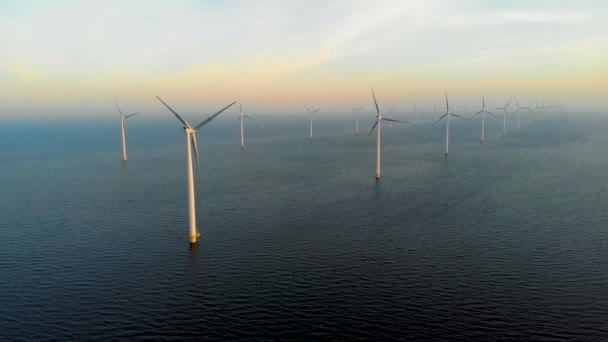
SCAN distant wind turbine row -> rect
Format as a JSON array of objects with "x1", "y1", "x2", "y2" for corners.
[{"x1": 113, "y1": 90, "x2": 558, "y2": 245}]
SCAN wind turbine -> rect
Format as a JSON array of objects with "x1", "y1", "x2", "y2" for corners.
[
  {"x1": 352, "y1": 106, "x2": 366, "y2": 134},
  {"x1": 156, "y1": 96, "x2": 237, "y2": 245},
  {"x1": 522, "y1": 99, "x2": 537, "y2": 124},
  {"x1": 513, "y1": 98, "x2": 521, "y2": 129},
  {"x1": 496, "y1": 98, "x2": 514, "y2": 136},
  {"x1": 237, "y1": 98, "x2": 257, "y2": 149},
  {"x1": 472, "y1": 94, "x2": 498, "y2": 144},
  {"x1": 306, "y1": 106, "x2": 320, "y2": 140},
  {"x1": 385, "y1": 105, "x2": 398, "y2": 127},
  {"x1": 435, "y1": 92, "x2": 467, "y2": 156},
  {"x1": 369, "y1": 87, "x2": 410, "y2": 180},
  {"x1": 412, "y1": 101, "x2": 423, "y2": 125},
  {"x1": 114, "y1": 101, "x2": 139, "y2": 162},
  {"x1": 537, "y1": 98, "x2": 557, "y2": 119}
]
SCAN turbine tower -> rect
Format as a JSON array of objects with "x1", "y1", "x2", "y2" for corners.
[
  {"x1": 156, "y1": 96, "x2": 237, "y2": 245},
  {"x1": 352, "y1": 106, "x2": 365, "y2": 134},
  {"x1": 435, "y1": 92, "x2": 467, "y2": 156},
  {"x1": 513, "y1": 98, "x2": 521, "y2": 129},
  {"x1": 369, "y1": 87, "x2": 409, "y2": 180},
  {"x1": 496, "y1": 98, "x2": 514, "y2": 136},
  {"x1": 472, "y1": 94, "x2": 497, "y2": 144},
  {"x1": 385, "y1": 105, "x2": 398, "y2": 127},
  {"x1": 412, "y1": 101, "x2": 423, "y2": 125},
  {"x1": 306, "y1": 106, "x2": 320, "y2": 140},
  {"x1": 237, "y1": 98, "x2": 257, "y2": 149},
  {"x1": 114, "y1": 101, "x2": 139, "y2": 163},
  {"x1": 522, "y1": 99, "x2": 537, "y2": 124}
]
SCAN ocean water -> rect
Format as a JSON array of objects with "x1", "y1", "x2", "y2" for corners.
[{"x1": 1, "y1": 112, "x2": 607, "y2": 341}]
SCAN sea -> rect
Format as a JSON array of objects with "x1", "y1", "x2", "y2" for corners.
[{"x1": 1, "y1": 111, "x2": 607, "y2": 341}]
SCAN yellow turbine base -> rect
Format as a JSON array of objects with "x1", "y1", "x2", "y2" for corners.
[
  {"x1": 375, "y1": 173, "x2": 381, "y2": 180},
  {"x1": 189, "y1": 232, "x2": 200, "y2": 244}
]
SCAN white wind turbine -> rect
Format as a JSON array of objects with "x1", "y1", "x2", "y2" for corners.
[
  {"x1": 522, "y1": 99, "x2": 537, "y2": 124},
  {"x1": 537, "y1": 98, "x2": 558, "y2": 120},
  {"x1": 412, "y1": 101, "x2": 423, "y2": 125},
  {"x1": 513, "y1": 98, "x2": 521, "y2": 129},
  {"x1": 435, "y1": 92, "x2": 467, "y2": 157},
  {"x1": 237, "y1": 98, "x2": 257, "y2": 149},
  {"x1": 114, "y1": 101, "x2": 139, "y2": 163},
  {"x1": 495, "y1": 98, "x2": 514, "y2": 136},
  {"x1": 472, "y1": 94, "x2": 498, "y2": 144},
  {"x1": 306, "y1": 106, "x2": 320, "y2": 140},
  {"x1": 369, "y1": 87, "x2": 410, "y2": 180},
  {"x1": 385, "y1": 105, "x2": 398, "y2": 127},
  {"x1": 156, "y1": 96, "x2": 237, "y2": 245},
  {"x1": 352, "y1": 106, "x2": 366, "y2": 134}
]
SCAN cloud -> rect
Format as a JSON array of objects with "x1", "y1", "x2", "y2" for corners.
[{"x1": 440, "y1": 9, "x2": 592, "y2": 27}]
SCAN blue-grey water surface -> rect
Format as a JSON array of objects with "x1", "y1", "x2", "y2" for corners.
[{"x1": 1, "y1": 112, "x2": 607, "y2": 341}]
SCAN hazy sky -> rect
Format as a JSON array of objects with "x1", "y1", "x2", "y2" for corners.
[{"x1": 1, "y1": 0, "x2": 607, "y2": 117}]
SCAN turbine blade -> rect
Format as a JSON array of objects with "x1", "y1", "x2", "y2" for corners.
[
  {"x1": 367, "y1": 120, "x2": 378, "y2": 137},
  {"x1": 156, "y1": 96, "x2": 191, "y2": 128},
  {"x1": 486, "y1": 111, "x2": 499, "y2": 119},
  {"x1": 383, "y1": 118, "x2": 410, "y2": 124},
  {"x1": 239, "y1": 98, "x2": 243, "y2": 115},
  {"x1": 243, "y1": 114, "x2": 256, "y2": 121},
  {"x1": 434, "y1": 113, "x2": 448, "y2": 124},
  {"x1": 194, "y1": 101, "x2": 238, "y2": 130},
  {"x1": 312, "y1": 108, "x2": 320, "y2": 114},
  {"x1": 306, "y1": 106, "x2": 312, "y2": 113},
  {"x1": 114, "y1": 101, "x2": 124, "y2": 116},
  {"x1": 473, "y1": 110, "x2": 483, "y2": 116},
  {"x1": 125, "y1": 112, "x2": 139, "y2": 118},
  {"x1": 370, "y1": 86, "x2": 380, "y2": 115},
  {"x1": 451, "y1": 113, "x2": 468, "y2": 120},
  {"x1": 191, "y1": 133, "x2": 201, "y2": 178}
]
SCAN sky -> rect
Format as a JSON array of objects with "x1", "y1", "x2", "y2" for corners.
[{"x1": 1, "y1": 0, "x2": 607, "y2": 118}]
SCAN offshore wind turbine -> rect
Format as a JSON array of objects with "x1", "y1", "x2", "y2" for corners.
[
  {"x1": 513, "y1": 98, "x2": 521, "y2": 129},
  {"x1": 435, "y1": 92, "x2": 467, "y2": 156},
  {"x1": 496, "y1": 98, "x2": 514, "y2": 136},
  {"x1": 237, "y1": 98, "x2": 257, "y2": 149},
  {"x1": 472, "y1": 94, "x2": 498, "y2": 144},
  {"x1": 412, "y1": 101, "x2": 423, "y2": 125},
  {"x1": 352, "y1": 106, "x2": 366, "y2": 134},
  {"x1": 385, "y1": 105, "x2": 398, "y2": 127},
  {"x1": 369, "y1": 87, "x2": 409, "y2": 180},
  {"x1": 306, "y1": 106, "x2": 320, "y2": 140},
  {"x1": 522, "y1": 99, "x2": 537, "y2": 124},
  {"x1": 114, "y1": 101, "x2": 139, "y2": 162},
  {"x1": 537, "y1": 98, "x2": 558, "y2": 119},
  {"x1": 156, "y1": 96, "x2": 237, "y2": 245}
]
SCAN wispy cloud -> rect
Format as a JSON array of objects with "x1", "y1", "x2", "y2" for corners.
[{"x1": 0, "y1": 0, "x2": 606, "y2": 114}]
